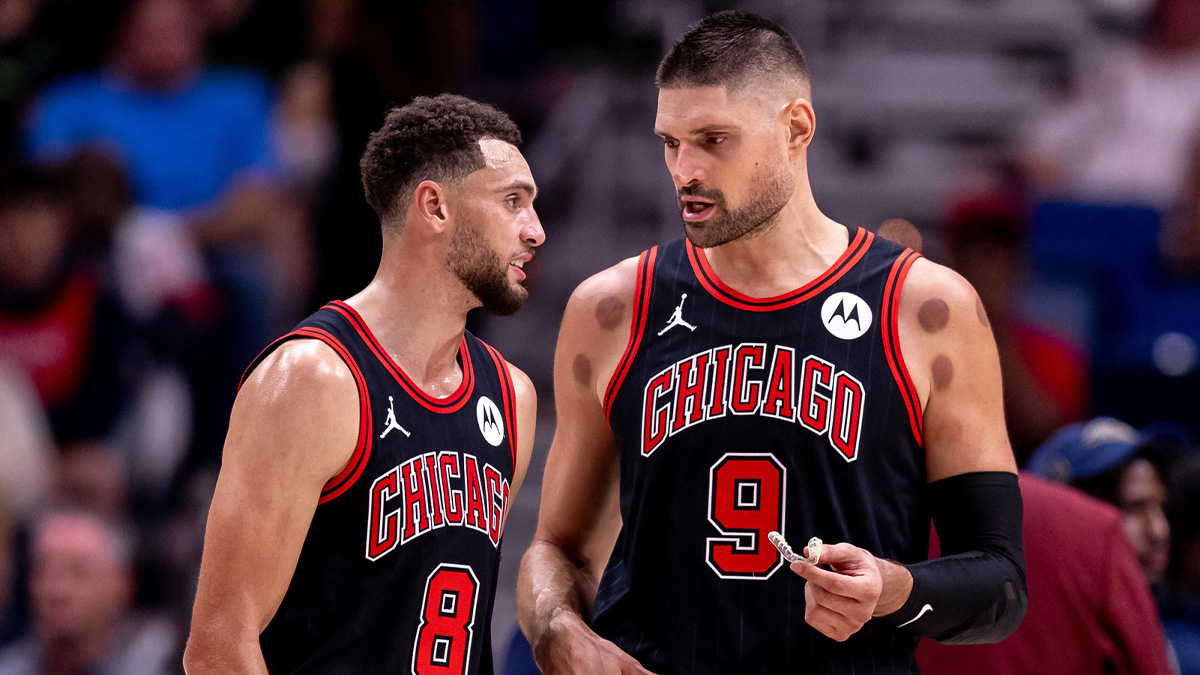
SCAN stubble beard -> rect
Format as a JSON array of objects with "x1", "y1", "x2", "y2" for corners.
[
  {"x1": 680, "y1": 163, "x2": 794, "y2": 249},
  {"x1": 447, "y1": 217, "x2": 528, "y2": 317}
]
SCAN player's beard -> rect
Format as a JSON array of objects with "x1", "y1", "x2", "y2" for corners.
[
  {"x1": 447, "y1": 218, "x2": 528, "y2": 316},
  {"x1": 679, "y1": 163, "x2": 794, "y2": 248}
]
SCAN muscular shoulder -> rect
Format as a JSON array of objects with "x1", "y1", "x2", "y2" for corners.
[
  {"x1": 898, "y1": 257, "x2": 1014, "y2": 477},
  {"x1": 557, "y1": 255, "x2": 643, "y2": 400},
  {"x1": 896, "y1": 258, "x2": 991, "y2": 383},
  {"x1": 505, "y1": 360, "x2": 537, "y2": 417},
  {"x1": 898, "y1": 258, "x2": 983, "y2": 336},
  {"x1": 240, "y1": 339, "x2": 355, "y2": 409},
  {"x1": 561, "y1": 256, "x2": 641, "y2": 350},
  {"x1": 567, "y1": 256, "x2": 642, "y2": 320},
  {"x1": 228, "y1": 338, "x2": 359, "y2": 482}
]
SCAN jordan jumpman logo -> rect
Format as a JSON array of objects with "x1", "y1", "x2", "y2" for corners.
[
  {"x1": 658, "y1": 293, "x2": 698, "y2": 336},
  {"x1": 379, "y1": 396, "x2": 411, "y2": 439}
]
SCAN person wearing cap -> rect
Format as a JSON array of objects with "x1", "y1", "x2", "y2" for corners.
[
  {"x1": 1029, "y1": 416, "x2": 1174, "y2": 585},
  {"x1": 918, "y1": 472, "x2": 1175, "y2": 675}
]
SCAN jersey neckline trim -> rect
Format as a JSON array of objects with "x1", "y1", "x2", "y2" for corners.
[
  {"x1": 329, "y1": 300, "x2": 475, "y2": 414},
  {"x1": 686, "y1": 227, "x2": 873, "y2": 311}
]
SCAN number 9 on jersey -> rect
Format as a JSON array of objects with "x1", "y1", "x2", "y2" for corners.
[{"x1": 706, "y1": 453, "x2": 788, "y2": 580}]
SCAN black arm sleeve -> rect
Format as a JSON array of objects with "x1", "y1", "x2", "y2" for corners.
[{"x1": 877, "y1": 471, "x2": 1028, "y2": 644}]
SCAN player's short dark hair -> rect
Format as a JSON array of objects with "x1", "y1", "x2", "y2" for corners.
[
  {"x1": 656, "y1": 10, "x2": 810, "y2": 91},
  {"x1": 359, "y1": 94, "x2": 522, "y2": 227}
]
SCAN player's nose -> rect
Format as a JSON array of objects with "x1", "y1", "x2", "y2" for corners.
[
  {"x1": 670, "y1": 145, "x2": 705, "y2": 186},
  {"x1": 522, "y1": 207, "x2": 545, "y2": 248}
]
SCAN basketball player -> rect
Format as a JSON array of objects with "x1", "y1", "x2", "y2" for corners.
[
  {"x1": 184, "y1": 94, "x2": 543, "y2": 674},
  {"x1": 516, "y1": 11, "x2": 1026, "y2": 674}
]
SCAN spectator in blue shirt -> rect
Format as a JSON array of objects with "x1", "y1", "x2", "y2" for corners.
[{"x1": 22, "y1": 0, "x2": 310, "y2": 470}]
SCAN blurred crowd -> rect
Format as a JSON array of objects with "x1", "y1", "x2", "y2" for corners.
[
  {"x1": 0, "y1": 0, "x2": 1198, "y2": 673},
  {"x1": 0, "y1": 0, "x2": 600, "y2": 671}
]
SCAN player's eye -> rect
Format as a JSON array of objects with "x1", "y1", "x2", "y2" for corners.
[
  {"x1": 706, "y1": 135, "x2": 726, "y2": 145},
  {"x1": 663, "y1": 139, "x2": 679, "y2": 149}
]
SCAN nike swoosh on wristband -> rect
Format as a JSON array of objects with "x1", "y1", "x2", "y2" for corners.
[{"x1": 897, "y1": 604, "x2": 933, "y2": 627}]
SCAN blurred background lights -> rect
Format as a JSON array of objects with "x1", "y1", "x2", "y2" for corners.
[{"x1": 1152, "y1": 331, "x2": 1198, "y2": 377}]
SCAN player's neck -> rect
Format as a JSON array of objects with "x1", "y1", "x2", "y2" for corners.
[
  {"x1": 344, "y1": 255, "x2": 474, "y2": 396},
  {"x1": 702, "y1": 196, "x2": 848, "y2": 298}
]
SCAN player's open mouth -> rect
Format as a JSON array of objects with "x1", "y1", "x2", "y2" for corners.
[
  {"x1": 509, "y1": 255, "x2": 530, "y2": 280},
  {"x1": 682, "y1": 200, "x2": 715, "y2": 221}
]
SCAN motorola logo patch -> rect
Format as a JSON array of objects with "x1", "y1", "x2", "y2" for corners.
[
  {"x1": 476, "y1": 397, "x2": 505, "y2": 446},
  {"x1": 821, "y1": 292, "x2": 873, "y2": 340}
]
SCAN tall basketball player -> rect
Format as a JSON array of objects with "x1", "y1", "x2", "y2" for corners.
[
  {"x1": 517, "y1": 11, "x2": 1026, "y2": 674},
  {"x1": 185, "y1": 95, "x2": 543, "y2": 674}
]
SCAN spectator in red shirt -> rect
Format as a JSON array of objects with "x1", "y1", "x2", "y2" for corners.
[
  {"x1": 1030, "y1": 417, "x2": 1175, "y2": 585},
  {"x1": 918, "y1": 473, "x2": 1174, "y2": 675}
]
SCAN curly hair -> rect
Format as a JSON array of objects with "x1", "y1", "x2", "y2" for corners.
[
  {"x1": 657, "y1": 10, "x2": 809, "y2": 92},
  {"x1": 359, "y1": 94, "x2": 522, "y2": 228}
]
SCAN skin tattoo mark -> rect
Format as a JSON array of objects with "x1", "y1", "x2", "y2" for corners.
[
  {"x1": 975, "y1": 296, "x2": 990, "y2": 328},
  {"x1": 918, "y1": 299, "x2": 950, "y2": 334},
  {"x1": 595, "y1": 296, "x2": 625, "y2": 331},
  {"x1": 573, "y1": 353, "x2": 592, "y2": 387},
  {"x1": 932, "y1": 355, "x2": 954, "y2": 391}
]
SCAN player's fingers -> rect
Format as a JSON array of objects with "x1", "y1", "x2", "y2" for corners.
[
  {"x1": 803, "y1": 598, "x2": 855, "y2": 642},
  {"x1": 806, "y1": 575, "x2": 874, "y2": 625},
  {"x1": 808, "y1": 541, "x2": 868, "y2": 568},
  {"x1": 789, "y1": 559, "x2": 859, "y2": 598},
  {"x1": 807, "y1": 579, "x2": 869, "y2": 616}
]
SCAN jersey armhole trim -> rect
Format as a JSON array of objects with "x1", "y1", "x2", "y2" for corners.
[
  {"x1": 291, "y1": 327, "x2": 374, "y2": 503},
  {"x1": 881, "y1": 250, "x2": 924, "y2": 446},
  {"x1": 238, "y1": 326, "x2": 373, "y2": 504},
  {"x1": 604, "y1": 246, "x2": 658, "y2": 421},
  {"x1": 479, "y1": 340, "x2": 518, "y2": 470}
]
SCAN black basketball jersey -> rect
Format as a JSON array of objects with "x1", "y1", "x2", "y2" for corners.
[
  {"x1": 243, "y1": 301, "x2": 518, "y2": 675},
  {"x1": 596, "y1": 227, "x2": 929, "y2": 674}
]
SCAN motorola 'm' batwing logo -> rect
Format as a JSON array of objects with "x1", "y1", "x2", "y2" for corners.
[
  {"x1": 476, "y1": 397, "x2": 505, "y2": 446},
  {"x1": 821, "y1": 292, "x2": 873, "y2": 340}
]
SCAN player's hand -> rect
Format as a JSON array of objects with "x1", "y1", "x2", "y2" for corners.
[
  {"x1": 789, "y1": 541, "x2": 884, "y2": 642},
  {"x1": 532, "y1": 612, "x2": 656, "y2": 675}
]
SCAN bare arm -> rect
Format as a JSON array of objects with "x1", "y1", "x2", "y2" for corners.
[
  {"x1": 183, "y1": 340, "x2": 358, "y2": 674},
  {"x1": 902, "y1": 258, "x2": 1017, "y2": 481},
  {"x1": 516, "y1": 258, "x2": 652, "y2": 674}
]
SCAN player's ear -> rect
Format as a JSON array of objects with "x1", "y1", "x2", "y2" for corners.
[
  {"x1": 784, "y1": 98, "x2": 815, "y2": 154},
  {"x1": 412, "y1": 180, "x2": 450, "y2": 234}
]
